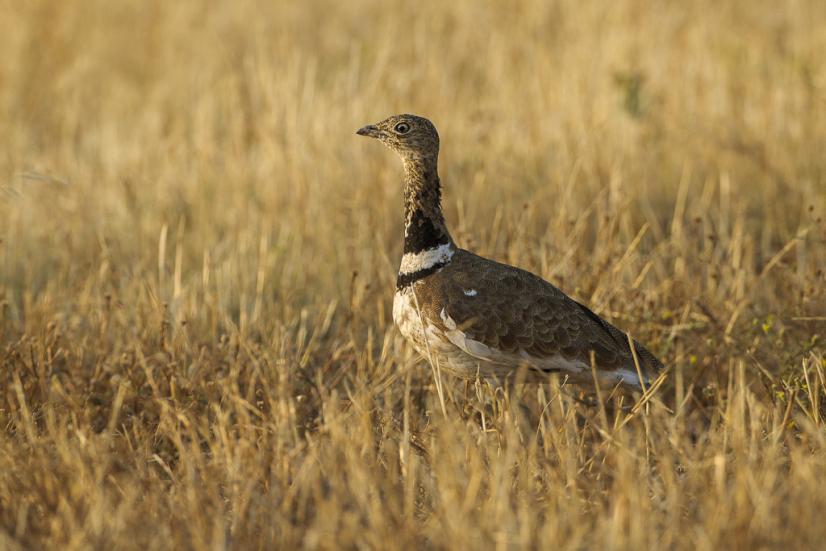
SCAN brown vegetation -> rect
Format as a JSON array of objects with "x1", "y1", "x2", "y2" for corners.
[{"x1": 1, "y1": 0, "x2": 825, "y2": 548}]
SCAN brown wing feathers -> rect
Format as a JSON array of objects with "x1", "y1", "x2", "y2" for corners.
[{"x1": 419, "y1": 249, "x2": 662, "y2": 377}]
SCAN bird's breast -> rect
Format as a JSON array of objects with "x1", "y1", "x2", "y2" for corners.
[{"x1": 393, "y1": 286, "x2": 426, "y2": 347}]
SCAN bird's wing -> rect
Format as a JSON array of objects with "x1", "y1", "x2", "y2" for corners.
[{"x1": 420, "y1": 250, "x2": 662, "y2": 382}]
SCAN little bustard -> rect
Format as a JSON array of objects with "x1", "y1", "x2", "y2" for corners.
[{"x1": 357, "y1": 114, "x2": 664, "y2": 388}]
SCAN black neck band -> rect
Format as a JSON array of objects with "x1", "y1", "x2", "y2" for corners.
[{"x1": 396, "y1": 260, "x2": 449, "y2": 290}]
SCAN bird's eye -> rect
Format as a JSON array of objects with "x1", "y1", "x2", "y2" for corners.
[{"x1": 394, "y1": 122, "x2": 410, "y2": 134}]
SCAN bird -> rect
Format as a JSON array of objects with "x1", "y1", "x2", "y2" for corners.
[{"x1": 356, "y1": 114, "x2": 664, "y2": 389}]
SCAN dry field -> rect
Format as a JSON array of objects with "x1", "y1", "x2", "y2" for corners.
[{"x1": 2, "y1": 0, "x2": 826, "y2": 549}]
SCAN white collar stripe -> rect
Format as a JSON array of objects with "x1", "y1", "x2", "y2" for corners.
[{"x1": 399, "y1": 243, "x2": 454, "y2": 275}]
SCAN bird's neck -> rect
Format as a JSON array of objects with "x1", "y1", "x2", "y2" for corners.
[
  {"x1": 402, "y1": 156, "x2": 452, "y2": 252},
  {"x1": 397, "y1": 156, "x2": 454, "y2": 288}
]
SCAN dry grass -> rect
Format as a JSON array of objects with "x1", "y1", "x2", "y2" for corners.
[{"x1": 2, "y1": 0, "x2": 826, "y2": 548}]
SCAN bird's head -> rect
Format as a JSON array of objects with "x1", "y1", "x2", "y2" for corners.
[{"x1": 356, "y1": 114, "x2": 439, "y2": 161}]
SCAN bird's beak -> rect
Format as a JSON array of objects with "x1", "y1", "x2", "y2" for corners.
[{"x1": 356, "y1": 124, "x2": 382, "y2": 138}]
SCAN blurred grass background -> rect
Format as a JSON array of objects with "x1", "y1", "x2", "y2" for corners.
[{"x1": 1, "y1": 0, "x2": 825, "y2": 548}]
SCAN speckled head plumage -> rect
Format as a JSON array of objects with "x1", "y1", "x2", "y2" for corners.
[{"x1": 356, "y1": 114, "x2": 440, "y2": 161}]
